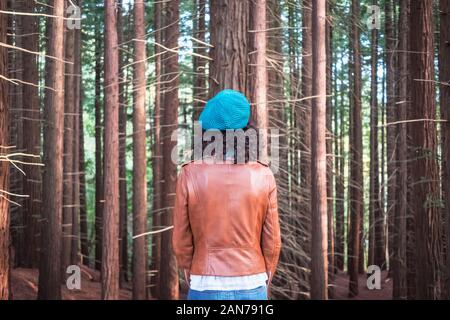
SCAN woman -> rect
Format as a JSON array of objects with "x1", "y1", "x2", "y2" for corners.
[{"x1": 172, "y1": 89, "x2": 281, "y2": 300}]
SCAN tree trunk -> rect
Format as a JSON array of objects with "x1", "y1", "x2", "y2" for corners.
[
  {"x1": 10, "y1": 0, "x2": 24, "y2": 267},
  {"x1": 385, "y1": 0, "x2": 397, "y2": 276},
  {"x1": 369, "y1": 0, "x2": 384, "y2": 270},
  {"x1": 94, "y1": 19, "x2": 104, "y2": 271},
  {"x1": 117, "y1": 0, "x2": 129, "y2": 287},
  {"x1": 300, "y1": 0, "x2": 312, "y2": 213},
  {"x1": 348, "y1": 0, "x2": 363, "y2": 297},
  {"x1": 248, "y1": 0, "x2": 268, "y2": 159},
  {"x1": 334, "y1": 52, "x2": 345, "y2": 272},
  {"x1": 159, "y1": 0, "x2": 180, "y2": 300},
  {"x1": 299, "y1": 2, "x2": 312, "y2": 292},
  {"x1": 62, "y1": 13, "x2": 75, "y2": 277},
  {"x1": 38, "y1": 0, "x2": 66, "y2": 300},
  {"x1": 392, "y1": 0, "x2": 409, "y2": 300},
  {"x1": 192, "y1": 0, "x2": 207, "y2": 120},
  {"x1": 21, "y1": 0, "x2": 41, "y2": 268},
  {"x1": 409, "y1": 0, "x2": 442, "y2": 300},
  {"x1": 150, "y1": 0, "x2": 163, "y2": 298},
  {"x1": 440, "y1": 0, "x2": 450, "y2": 300},
  {"x1": 71, "y1": 0, "x2": 82, "y2": 265},
  {"x1": 79, "y1": 80, "x2": 89, "y2": 267},
  {"x1": 209, "y1": 0, "x2": 248, "y2": 96},
  {"x1": 310, "y1": 0, "x2": 328, "y2": 300},
  {"x1": 325, "y1": 2, "x2": 334, "y2": 294},
  {"x1": 102, "y1": 0, "x2": 120, "y2": 300},
  {"x1": 0, "y1": 0, "x2": 10, "y2": 300},
  {"x1": 132, "y1": 0, "x2": 148, "y2": 300}
]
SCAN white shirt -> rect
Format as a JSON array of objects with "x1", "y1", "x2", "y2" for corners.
[{"x1": 190, "y1": 272, "x2": 268, "y2": 291}]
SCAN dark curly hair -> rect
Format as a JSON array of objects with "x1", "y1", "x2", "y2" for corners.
[{"x1": 200, "y1": 119, "x2": 260, "y2": 164}]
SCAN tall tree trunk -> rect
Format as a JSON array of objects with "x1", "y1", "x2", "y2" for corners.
[
  {"x1": 79, "y1": 79, "x2": 89, "y2": 267},
  {"x1": 21, "y1": 0, "x2": 41, "y2": 268},
  {"x1": 325, "y1": 1, "x2": 334, "y2": 293},
  {"x1": 10, "y1": 0, "x2": 24, "y2": 267},
  {"x1": 71, "y1": 0, "x2": 82, "y2": 265},
  {"x1": 266, "y1": 0, "x2": 291, "y2": 297},
  {"x1": 299, "y1": 2, "x2": 312, "y2": 292},
  {"x1": 385, "y1": 0, "x2": 397, "y2": 276},
  {"x1": 209, "y1": 0, "x2": 248, "y2": 96},
  {"x1": 192, "y1": 0, "x2": 207, "y2": 121},
  {"x1": 348, "y1": 0, "x2": 363, "y2": 297},
  {"x1": 102, "y1": 0, "x2": 120, "y2": 300},
  {"x1": 159, "y1": 0, "x2": 180, "y2": 300},
  {"x1": 151, "y1": 0, "x2": 163, "y2": 298},
  {"x1": 132, "y1": 0, "x2": 148, "y2": 300},
  {"x1": 0, "y1": 1, "x2": 10, "y2": 300},
  {"x1": 300, "y1": 0, "x2": 312, "y2": 216},
  {"x1": 440, "y1": 0, "x2": 450, "y2": 300},
  {"x1": 117, "y1": 0, "x2": 128, "y2": 287},
  {"x1": 62, "y1": 12, "x2": 75, "y2": 276},
  {"x1": 369, "y1": 0, "x2": 384, "y2": 270},
  {"x1": 392, "y1": 0, "x2": 409, "y2": 300},
  {"x1": 38, "y1": 0, "x2": 66, "y2": 300},
  {"x1": 267, "y1": 0, "x2": 286, "y2": 181},
  {"x1": 334, "y1": 52, "x2": 345, "y2": 272},
  {"x1": 94, "y1": 20, "x2": 104, "y2": 271},
  {"x1": 249, "y1": 0, "x2": 268, "y2": 159},
  {"x1": 409, "y1": 0, "x2": 442, "y2": 300},
  {"x1": 310, "y1": 0, "x2": 328, "y2": 300}
]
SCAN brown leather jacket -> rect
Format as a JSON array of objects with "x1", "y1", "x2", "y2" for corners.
[{"x1": 172, "y1": 159, "x2": 281, "y2": 285}]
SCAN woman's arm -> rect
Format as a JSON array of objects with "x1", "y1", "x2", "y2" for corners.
[
  {"x1": 261, "y1": 172, "x2": 282, "y2": 288},
  {"x1": 172, "y1": 167, "x2": 194, "y2": 273}
]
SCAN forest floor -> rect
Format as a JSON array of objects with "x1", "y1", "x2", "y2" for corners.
[
  {"x1": 10, "y1": 267, "x2": 392, "y2": 300},
  {"x1": 10, "y1": 266, "x2": 132, "y2": 300},
  {"x1": 332, "y1": 270, "x2": 392, "y2": 300}
]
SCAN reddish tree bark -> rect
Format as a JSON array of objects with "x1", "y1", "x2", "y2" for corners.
[
  {"x1": 409, "y1": 0, "x2": 442, "y2": 300},
  {"x1": 102, "y1": 0, "x2": 120, "y2": 300},
  {"x1": 310, "y1": 0, "x2": 328, "y2": 300},
  {"x1": 21, "y1": 0, "x2": 41, "y2": 268},
  {"x1": 192, "y1": 0, "x2": 207, "y2": 121},
  {"x1": 150, "y1": 0, "x2": 163, "y2": 298},
  {"x1": 385, "y1": 0, "x2": 397, "y2": 275},
  {"x1": 94, "y1": 19, "x2": 104, "y2": 271},
  {"x1": 117, "y1": 0, "x2": 128, "y2": 287},
  {"x1": 71, "y1": 0, "x2": 83, "y2": 265},
  {"x1": 440, "y1": 0, "x2": 450, "y2": 300},
  {"x1": 325, "y1": 2, "x2": 334, "y2": 292},
  {"x1": 132, "y1": 0, "x2": 148, "y2": 300},
  {"x1": 347, "y1": 0, "x2": 363, "y2": 297},
  {"x1": 38, "y1": 0, "x2": 66, "y2": 300},
  {"x1": 62, "y1": 15, "x2": 75, "y2": 276},
  {"x1": 369, "y1": 0, "x2": 384, "y2": 269},
  {"x1": 0, "y1": 1, "x2": 10, "y2": 300},
  {"x1": 392, "y1": 0, "x2": 409, "y2": 300},
  {"x1": 249, "y1": 0, "x2": 268, "y2": 159},
  {"x1": 209, "y1": 0, "x2": 248, "y2": 96},
  {"x1": 159, "y1": 0, "x2": 180, "y2": 300},
  {"x1": 79, "y1": 84, "x2": 89, "y2": 266}
]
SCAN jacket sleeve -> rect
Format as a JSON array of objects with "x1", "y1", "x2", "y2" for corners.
[
  {"x1": 172, "y1": 166, "x2": 194, "y2": 271},
  {"x1": 261, "y1": 172, "x2": 282, "y2": 284}
]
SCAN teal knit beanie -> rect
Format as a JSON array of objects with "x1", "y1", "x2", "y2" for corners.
[{"x1": 199, "y1": 89, "x2": 251, "y2": 130}]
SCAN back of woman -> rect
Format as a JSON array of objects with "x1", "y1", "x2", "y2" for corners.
[{"x1": 172, "y1": 90, "x2": 281, "y2": 300}]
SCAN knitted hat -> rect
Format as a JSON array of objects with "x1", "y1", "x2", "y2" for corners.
[{"x1": 199, "y1": 89, "x2": 251, "y2": 130}]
